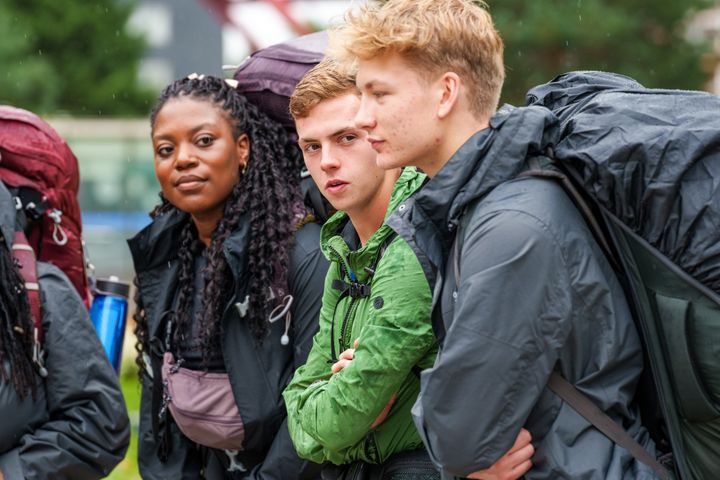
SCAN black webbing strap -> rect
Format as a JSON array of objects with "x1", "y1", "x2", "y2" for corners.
[
  {"x1": 548, "y1": 372, "x2": 669, "y2": 479},
  {"x1": 519, "y1": 158, "x2": 622, "y2": 273},
  {"x1": 328, "y1": 232, "x2": 398, "y2": 363}
]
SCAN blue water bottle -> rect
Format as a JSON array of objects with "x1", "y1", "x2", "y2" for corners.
[{"x1": 90, "y1": 276, "x2": 130, "y2": 373}]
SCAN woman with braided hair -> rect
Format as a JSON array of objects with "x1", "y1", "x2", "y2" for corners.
[
  {"x1": 0, "y1": 181, "x2": 129, "y2": 479},
  {"x1": 129, "y1": 74, "x2": 327, "y2": 479}
]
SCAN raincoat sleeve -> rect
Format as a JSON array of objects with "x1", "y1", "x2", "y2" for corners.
[
  {"x1": 412, "y1": 209, "x2": 575, "y2": 478},
  {"x1": 0, "y1": 263, "x2": 130, "y2": 480},
  {"x1": 243, "y1": 222, "x2": 327, "y2": 480},
  {"x1": 284, "y1": 238, "x2": 435, "y2": 465}
]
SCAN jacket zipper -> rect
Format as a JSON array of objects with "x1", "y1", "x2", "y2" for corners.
[{"x1": 339, "y1": 298, "x2": 358, "y2": 351}]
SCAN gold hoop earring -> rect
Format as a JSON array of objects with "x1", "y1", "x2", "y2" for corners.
[{"x1": 241, "y1": 162, "x2": 248, "y2": 175}]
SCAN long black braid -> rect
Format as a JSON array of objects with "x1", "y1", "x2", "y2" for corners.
[
  {"x1": 133, "y1": 195, "x2": 171, "y2": 376},
  {"x1": 0, "y1": 237, "x2": 37, "y2": 399},
  {"x1": 134, "y1": 76, "x2": 304, "y2": 370}
]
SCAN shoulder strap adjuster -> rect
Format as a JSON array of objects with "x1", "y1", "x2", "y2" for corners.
[{"x1": 331, "y1": 279, "x2": 371, "y2": 299}]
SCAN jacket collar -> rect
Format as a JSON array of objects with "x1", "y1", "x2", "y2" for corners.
[
  {"x1": 320, "y1": 167, "x2": 425, "y2": 283},
  {"x1": 127, "y1": 208, "x2": 250, "y2": 282},
  {"x1": 386, "y1": 105, "x2": 559, "y2": 283},
  {"x1": 421, "y1": 105, "x2": 558, "y2": 233}
]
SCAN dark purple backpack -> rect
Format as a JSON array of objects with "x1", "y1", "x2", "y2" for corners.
[
  {"x1": 233, "y1": 31, "x2": 327, "y2": 141},
  {"x1": 233, "y1": 31, "x2": 331, "y2": 220}
]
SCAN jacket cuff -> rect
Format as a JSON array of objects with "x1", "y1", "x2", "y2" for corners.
[{"x1": 0, "y1": 449, "x2": 24, "y2": 480}]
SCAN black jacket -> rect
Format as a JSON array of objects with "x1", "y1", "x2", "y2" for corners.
[
  {"x1": 0, "y1": 183, "x2": 130, "y2": 479},
  {"x1": 128, "y1": 208, "x2": 328, "y2": 479},
  {"x1": 387, "y1": 105, "x2": 658, "y2": 479}
]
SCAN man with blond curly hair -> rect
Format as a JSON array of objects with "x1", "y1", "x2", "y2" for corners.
[
  {"x1": 330, "y1": 1, "x2": 660, "y2": 479},
  {"x1": 283, "y1": 58, "x2": 534, "y2": 480}
]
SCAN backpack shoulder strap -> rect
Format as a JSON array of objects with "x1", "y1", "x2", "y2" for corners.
[
  {"x1": 519, "y1": 155, "x2": 621, "y2": 272},
  {"x1": 328, "y1": 231, "x2": 398, "y2": 363},
  {"x1": 451, "y1": 196, "x2": 481, "y2": 295},
  {"x1": 433, "y1": 196, "x2": 481, "y2": 346},
  {"x1": 548, "y1": 371, "x2": 669, "y2": 478},
  {"x1": 11, "y1": 229, "x2": 47, "y2": 377}
]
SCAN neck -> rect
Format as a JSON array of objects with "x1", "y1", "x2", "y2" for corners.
[
  {"x1": 423, "y1": 113, "x2": 490, "y2": 178},
  {"x1": 191, "y1": 212, "x2": 222, "y2": 246},
  {"x1": 347, "y1": 172, "x2": 400, "y2": 246}
]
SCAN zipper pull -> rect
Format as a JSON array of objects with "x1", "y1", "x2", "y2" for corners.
[
  {"x1": 159, "y1": 379, "x2": 172, "y2": 419},
  {"x1": 32, "y1": 327, "x2": 48, "y2": 378}
]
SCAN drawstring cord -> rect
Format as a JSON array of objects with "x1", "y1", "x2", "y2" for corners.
[{"x1": 268, "y1": 295, "x2": 293, "y2": 345}]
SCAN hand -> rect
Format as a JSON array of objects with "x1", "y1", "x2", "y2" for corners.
[
  {"x1": 331, "y1": 338, "x2": 359, "y2": 374},
  {"x1": 466, "y1": 428, "x2": 534, "y2": 480},
  {"x1": 371, "y1": 394, "x2": 397, "y2": 429}
]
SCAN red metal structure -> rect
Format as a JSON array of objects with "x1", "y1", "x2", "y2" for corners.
[{"x1": 200, "y1": 0, "x2": 314, "y2": 52}]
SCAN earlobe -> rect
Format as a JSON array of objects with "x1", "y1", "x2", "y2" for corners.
[
  {"x1": 236, "y1": 134, "x2": 250, "y2": 170},
  {"x1": 437, "y1": 72, "x2": 461, "y2": 119}
]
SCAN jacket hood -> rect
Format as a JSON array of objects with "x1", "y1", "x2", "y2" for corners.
[
  {"x1": 0, "y1": 182, "x2": 16, "y2": 250},
  {"x1": 386, "y1": 105, "x2": 558, "y2": 285},
  {"x1": 320, "y1": 167, "x2": 425, "y2": 283},
  {"x1": 399, "y1": 105, "x2": 557, "y2": 234},
  {"x1": 525, "y1": 71, "x2": 644, "y2": 126}
]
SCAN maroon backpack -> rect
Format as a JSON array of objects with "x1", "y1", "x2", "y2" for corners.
[{"x1": 0, "y1": 106, "x2": 90, "y2": 309}]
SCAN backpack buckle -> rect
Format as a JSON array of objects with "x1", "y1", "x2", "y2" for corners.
[{"x1": 348, "y1": 282, "x2": 370, "y2": 299}]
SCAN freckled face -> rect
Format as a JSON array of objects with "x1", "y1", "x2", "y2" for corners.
[
  {"x1": 354, "y1": 52, "x2": 443, "y2": 172},
  {"x1": 152, "y1": 97, "x2": 249, "y2": 227}
]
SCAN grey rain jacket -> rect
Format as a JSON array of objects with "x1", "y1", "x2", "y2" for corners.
[
  {"x1": 387, "y1": 105, "x2": 658, "y2": 479},
  {"x1": 0, "y1": 184, "x2": 130, "y2": 479},
  {"x1": 128, "y1": 208, "x2": 328, "y2": 480}
]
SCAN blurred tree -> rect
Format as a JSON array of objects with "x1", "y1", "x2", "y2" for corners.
[
  {"x1": 0, "y1": 0, "x2": 154, "y2": 116},
  {"x1": 488, "y1": 0, "x2": 715, "y2": 105}
]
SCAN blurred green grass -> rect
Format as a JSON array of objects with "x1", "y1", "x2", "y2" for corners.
[{"x1": 107, "y1": 358, "x2": 141, "y2": 480}]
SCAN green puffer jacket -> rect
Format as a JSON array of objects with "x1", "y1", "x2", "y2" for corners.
[{"x1": 283, "y1": 168, "x2": 436, "y2": 466}]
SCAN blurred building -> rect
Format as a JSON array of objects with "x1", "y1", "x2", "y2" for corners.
[
  {"x1": 48, "y1": 118, "x2": 152, "y2": 281},
  {"x1": 128, "y1": 0, "x2": 224, "y2": 90},
  {"x1": 127, "y1": 0, "x2": 355, "y2": 89}
]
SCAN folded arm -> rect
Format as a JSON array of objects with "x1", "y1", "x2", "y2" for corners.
[{"x1": 284, "y1": 240, "x2": 435, "y2": 464}]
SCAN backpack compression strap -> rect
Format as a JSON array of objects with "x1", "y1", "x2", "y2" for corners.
[
  {"x1": 12, "y1": 230, "x2": 47, "y2": 377},
  {"x1": 548, "y1": 372, "x2": 669, "y2": 478}
]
